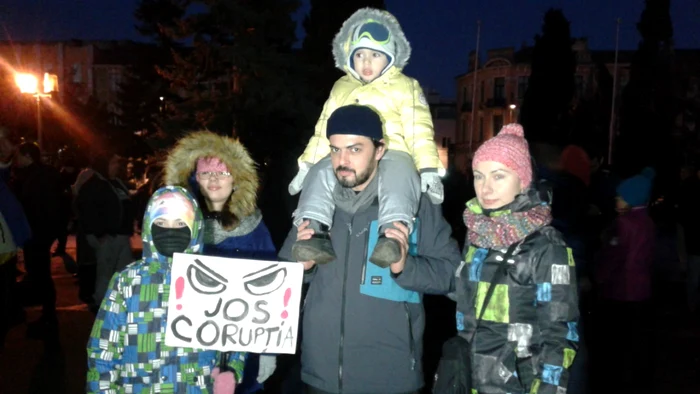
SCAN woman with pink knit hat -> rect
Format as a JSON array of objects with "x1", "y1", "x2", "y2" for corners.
[{"x1": 445, "y1": 124, "x2": 580, "y2": 393}]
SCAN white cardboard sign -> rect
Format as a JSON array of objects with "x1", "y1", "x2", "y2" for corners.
[{"x1": 164, "y1": 253, "x2": 304, "y2": 354}]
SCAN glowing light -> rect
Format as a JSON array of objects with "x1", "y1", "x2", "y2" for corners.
[
  {"x1": 509, "y1": 104, "x2": 517, "y2": 110},
  {"x1": 15, "y1": 73, "x2": 38, "y2": 94},
  {"x1": 43, "y1": 73, "x2": 58, "y2": 93}
]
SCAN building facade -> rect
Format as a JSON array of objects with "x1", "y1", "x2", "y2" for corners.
[
  {"x1": 452, "y1": 39, "x2": 632, "y2": 173},
  {"x1": 425, "y1": 89, "x2": 456, "y2": 170},
  {"x1": 0, "y1": 40, "x2": 157, "y2": 113}
]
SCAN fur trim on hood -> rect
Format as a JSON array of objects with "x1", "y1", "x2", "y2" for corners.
[
  {"x1": 164, "y1": 130, "x2": 259, "y2": 222},
  {"x1": 332, "y1": 8, "x2": 411, "y2": 79}
]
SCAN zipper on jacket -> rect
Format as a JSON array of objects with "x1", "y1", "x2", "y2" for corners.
[
  {"x1": 338, "y1": 222, "x2": 352, "y2": 393},
  {"x1": 403, "y1": 302, "x2": 416, "y2": 370},
  {"x1": 360, "y1": 230, "x2": 369, "y2": 285}
]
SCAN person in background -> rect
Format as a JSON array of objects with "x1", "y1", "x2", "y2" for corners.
[
  {"x1": 677, "y1": 165, "x2": 700, "y2": 314},
  {"x1": 75, "y1": 154, "x2": 133, "y2": 310},
  {"x1": 0, "y1": 175, "x2": 31, "y2": 350},
  {"x1": 133, "y1": 161, "x2": 164, "y2": 232},
  {"x1": 595, "y1": 167, "x2": 656, "y2": 394},
  {"x1": 52, "y1": 154, "x2": 79, "y2": 274},
  {"x1": 72, "y1": 162, "x2": 98, "y2": 305},
  {"x1": 14, "y1": 142, "x2": 63, "y2": 339},
  {"x1": 0, "y1": 127, "x2": 15, "y2": 183}
]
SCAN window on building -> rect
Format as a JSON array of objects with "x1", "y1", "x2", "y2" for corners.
[
  {"x1": 462, "y1": 87, "x2": 468, "y2": 103},
  {"x1": 109, "y1": 69, "x2": 122, "y2": 92},
  {"x1": 479, "y1": 117, "x2": 484, "y2": 142},
  {"x1": 463, "y1": 119, "x2": 469, "y2": 143},
  {"x1": 575, "y1": 75, "x2": 584, "y2": 97},
  {"x1": 494, "y1": 77, "x2": 505, "y2": 100},
  {"x1": 480, "y1": 80, "x2": 485, "y2": 102},
  {"x1": 72, "y1": 63, "x2": 82, "y2": 83},
  {"x1": 493, "y1": 114, "x2": 504, "y2": 135},
  {"x1": 438, "y1": 106, "x2": 456, "y2": 119},
  {"x1": 518, "y1": 76, "x2": 528, "y2": 99}
]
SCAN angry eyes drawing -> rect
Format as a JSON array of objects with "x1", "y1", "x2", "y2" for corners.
[{"x1": 187, "y1": 259, "x2": 288, "y2": 296}]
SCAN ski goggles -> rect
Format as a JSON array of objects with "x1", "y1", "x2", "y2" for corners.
[{"x1": 350, "y1": 20, "x2": 391, "y2": 47}]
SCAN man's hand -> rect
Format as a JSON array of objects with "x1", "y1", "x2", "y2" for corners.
[
  {"x1": 296, "y1": 220, "x2": 317, "y2": 270},
  {"x1": 385, "y1": 221, "x2": 410, "y2": 274}
]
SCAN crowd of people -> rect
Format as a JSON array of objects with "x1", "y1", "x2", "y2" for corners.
[{"x1": 0, "y1": 7, "x2": 691, "y2": 394}]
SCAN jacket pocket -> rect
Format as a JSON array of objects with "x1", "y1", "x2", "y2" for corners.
[
  {"x1": 359, "y1": 221, "x2": 420, "y2": 303},
  {"x1": 472, "y1": 345, "x2": 523, "y2": 392}
]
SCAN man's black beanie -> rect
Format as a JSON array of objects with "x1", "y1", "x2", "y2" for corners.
[{"x1": 326, "y1": 105, "x2": 384, "y2": 141}]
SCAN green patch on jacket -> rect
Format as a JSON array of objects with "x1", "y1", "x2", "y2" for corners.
[
  {"x1": 563, "y1": 348, "x2": 577, "y2": 368},
  {"x1": 567, "y1": 248, "x2": 576, "y2": 267},
  {"x1": 475, "y1": 282, "x2": 510, "y2": 323},
  {"x1": 465, "y1": 246, "x2": 477, "y2": 263}
]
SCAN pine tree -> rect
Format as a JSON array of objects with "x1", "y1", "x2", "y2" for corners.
[
  {"x1": 519, "y1": 9, "x2": 576, "y2": 145},
  {"x1": 617, "y1": 0, "x2": 674, "y2": 177},
  {"x1": 134, "y1": 0, "x2": 314, "y2": 161},
  {"x1": 114, "y1": 43, "x2": 170, "y2": 137},
  {"x1": 134, "y1": 0, "x2": 187, "y2": 46},
  {"x1": 571, "y1": 62, "x2": 614, "y2": 156}
]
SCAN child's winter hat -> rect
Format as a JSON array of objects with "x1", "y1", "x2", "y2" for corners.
[
  {"x1": 333, "y1": 9, "x2": 411, "y2": 78},
  {"x1": 472, "y1": 123, "x2": 533, "y2": 189},
  {"x1": 617, "y1": 167, "x2": 656, "y2": 207},
  {"x1": 348, "y1": 18, "x2": 396, "y2": 74},
  {"x1": 560, "y1": 145, "x2": 591, "y2": 186}
]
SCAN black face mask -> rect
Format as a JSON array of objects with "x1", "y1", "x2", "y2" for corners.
[{"x1": 151, "y1": 224, "x2": 192, "y2": 257}]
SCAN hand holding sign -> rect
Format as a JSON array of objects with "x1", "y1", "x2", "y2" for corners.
[{"x1": 165, "y1": 253, "x2": 304, "y2": 354}]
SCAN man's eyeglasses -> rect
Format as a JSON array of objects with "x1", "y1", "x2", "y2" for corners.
[{"x1": 196, "y1": 171, "x2": 232, "y2": 180}]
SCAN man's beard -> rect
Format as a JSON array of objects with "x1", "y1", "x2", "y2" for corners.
[{"x1": 335, "y1": 161, "x2": 376, "y2": 188}]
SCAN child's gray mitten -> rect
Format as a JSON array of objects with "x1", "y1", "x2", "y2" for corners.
[
  {"x1": 288, "y1": 163, "x2": 311, "y2": 195},
  {"x1": 420, "y1": 171, "x2": 444, "y2": 204}
]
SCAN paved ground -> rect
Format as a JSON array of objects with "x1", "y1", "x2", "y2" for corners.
[
  {"x1": 0, "y1": 235, "x2": 142, "y2": 394},
  {"x1": 1, "y1": 233, "x2": 699, "y2": 394}
]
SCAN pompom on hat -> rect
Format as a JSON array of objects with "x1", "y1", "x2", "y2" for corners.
[{"x1": 472, "y1": 123, "x2": 532, "y2": 189}]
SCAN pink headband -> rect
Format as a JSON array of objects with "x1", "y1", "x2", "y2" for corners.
[{"x1": 196, "y1": 157, "x2": 228, "y2": 173}]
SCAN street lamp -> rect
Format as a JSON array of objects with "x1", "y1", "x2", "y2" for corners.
[
  {"x1": 509, "y1": 104, "x2": 517, "y2": 123},
  {"x1": 14, "y1": 72, "x2": 58, "y2": 151}
]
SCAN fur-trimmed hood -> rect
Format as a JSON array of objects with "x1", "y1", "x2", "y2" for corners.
[
  {"x1": 332, "y1": 8, "x2": 411, "y2": 79},
  {"x1": 164, "y1": 130, "x2": 259, "y2": 222}
]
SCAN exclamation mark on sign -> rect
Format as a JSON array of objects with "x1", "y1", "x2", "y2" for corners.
[
  {"x1": 175, "y1": 276, "x2": 185, "y2": 310},
  {"x1": 281, "y1": 288, "x2": 292, "y2": 319}
]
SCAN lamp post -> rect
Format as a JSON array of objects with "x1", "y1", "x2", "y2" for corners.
[
  {"x1": 14, "y1": 72, "x2": 58, "y2": 151},
  {"x1": 608, "y1": 18, "x2": 621, "y2": 165},
  {"x1": 509, "y1": 104, "x2": 517, "y2": 123}
]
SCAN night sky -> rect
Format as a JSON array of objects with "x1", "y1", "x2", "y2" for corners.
[{"x1": 1, "y1": 0, "x2": 698, "y2": 97}]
